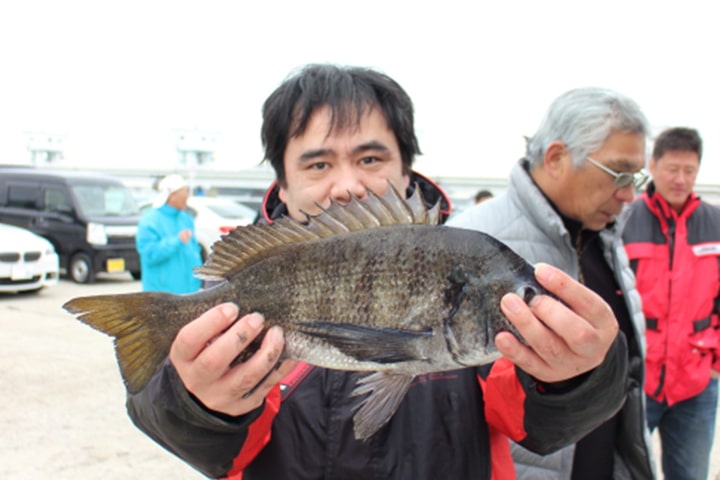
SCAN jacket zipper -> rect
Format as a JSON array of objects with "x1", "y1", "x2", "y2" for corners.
[{"x1": 654, "y1": 214, "x2": 676, "y2": 399}]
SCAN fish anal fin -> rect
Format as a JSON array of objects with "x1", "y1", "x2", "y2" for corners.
[
  {"x1": 295, "y1": 321, "x2": 432, "y2": 363},
  {"x1": 351, "y1": 372, "x2": 415, "y2": 440}
]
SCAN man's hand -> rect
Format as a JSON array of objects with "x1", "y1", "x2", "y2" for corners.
[
  {"x1": 169, "y1": 303, "x2": 297, "y2": 416},
  {"x1": 179, "y1": 229, "x2": 192, "y2": 243},
  {"x1": 495, "y1": 263, "x2": 619, "y2": 383}
]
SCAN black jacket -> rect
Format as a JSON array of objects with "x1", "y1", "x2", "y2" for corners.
[{"x1": 126, "y1": 172, "x2": 629, "y2": 479}]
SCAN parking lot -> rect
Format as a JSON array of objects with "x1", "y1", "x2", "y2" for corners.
[
  {"x1": 1, "y1": 275, "x2": 718, "y2": 479},
  {"x1": 0, "y1": 275, "x2": 203, "y2": 479}
]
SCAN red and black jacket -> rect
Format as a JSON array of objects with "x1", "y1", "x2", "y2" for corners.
[
  {"x1": 624, "y1": 183, "x2": 720, "y2": 405},
  {"x1": 126, "y1": 173, "x2": 629, "y2": 479}
]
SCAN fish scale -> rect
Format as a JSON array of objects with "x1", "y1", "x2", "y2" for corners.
[{"x1": 63, "y1": 183, "x2": 547, "y2": 440}]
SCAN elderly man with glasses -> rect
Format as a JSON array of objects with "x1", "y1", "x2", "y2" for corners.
[{"x1": 449, "y1": 87, "x2": 655, "y2": 479}]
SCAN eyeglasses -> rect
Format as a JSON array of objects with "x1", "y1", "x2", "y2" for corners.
[{"x1": 586, "y1": 156, "x2": 649, "y2": 189}]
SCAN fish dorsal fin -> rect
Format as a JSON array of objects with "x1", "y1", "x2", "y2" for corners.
[{"x1": 194, "y1": 182, "x2": 439, "y2": 281}]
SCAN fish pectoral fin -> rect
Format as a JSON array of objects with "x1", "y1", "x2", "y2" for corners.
[
  {"x1": 351, "y1": 372, "x2": 415, "y2": 441},
  {"x1": 295, "y1": 321, "x2": 432, "y2": 363}
]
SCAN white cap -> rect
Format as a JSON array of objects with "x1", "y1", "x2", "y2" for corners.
[{"x1": 153, "y1": 174, "x2": 188, "y2": 207}]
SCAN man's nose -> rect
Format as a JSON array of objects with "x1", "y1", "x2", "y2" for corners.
[
  {"x1": 615, "y1": 183, "x2": 636, "y2": 203},
  {"x1": 675, "y1": 172, "x2": 693, "y2": 184},
  {"x1": 329, "y1": 175, "x2": 368, "y2": 204}
]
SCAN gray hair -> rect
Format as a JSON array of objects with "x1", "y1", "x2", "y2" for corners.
[{"x1": 525, "y1": 87, "x2": 650, "y2": 168}]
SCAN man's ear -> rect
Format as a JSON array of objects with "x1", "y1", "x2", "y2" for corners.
[
  {"x1": 648, "y1": 157, "x2": 657, "y2": 176},
  {"x1": 543, "y1": 141, "x2": 569, "y2": 179}
]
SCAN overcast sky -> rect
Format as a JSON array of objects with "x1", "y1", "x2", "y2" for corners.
[{"x1": 1, "y1": 0, "x2": 718, "y2": 185}]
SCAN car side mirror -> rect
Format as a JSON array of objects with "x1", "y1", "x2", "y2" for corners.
[{"x1": 54, "y1": 204, "x2": 74, "y2": 215}]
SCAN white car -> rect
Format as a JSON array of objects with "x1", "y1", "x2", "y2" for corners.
[
  {"x1": 185, "y1": 196, "x2": 257, "y2": 259},
  {"x1": 0, "y1": 223, "x2": 60, "y2": 293}
]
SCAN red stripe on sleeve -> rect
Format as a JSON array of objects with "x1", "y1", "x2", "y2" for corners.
[
  {"x1": 225, "y1": 385, "x2": 282, "y2": 477},
  {"x1": 479, "y1": 358, "x2": 527, "y2": 441}
]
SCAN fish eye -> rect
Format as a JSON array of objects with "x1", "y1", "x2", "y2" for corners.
[{"x1": 516, "y1": 285, "x2": 539, "y2": 304}]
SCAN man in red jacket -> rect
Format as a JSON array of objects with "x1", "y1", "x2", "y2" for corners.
[{"x1": 624, "y1": 127, "x2": 720, "y2": 480}]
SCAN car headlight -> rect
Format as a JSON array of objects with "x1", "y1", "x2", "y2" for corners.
[{"x1": 87, "y1": 222, "x2": 108, "y2": 245}]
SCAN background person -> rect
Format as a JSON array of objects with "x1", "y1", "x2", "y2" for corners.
[
  {"x1": 126, "y1": 64, "x2": 629, "y2": 480},
  {"x1": 473, "y1": 188, "x2": 493, "y2": 204},
  {"x1": 623, "y1": 127, "x2": 720, "y2": 480},
  {"x1": 448, "y1": 87, "x2": 656, "y2": 478},
  {"x1": 135, "y1": 174, "x2": 202, "y2": 293}
]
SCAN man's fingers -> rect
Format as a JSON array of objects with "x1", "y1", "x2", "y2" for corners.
[
  {"x1": 532, "y1": 263, "x2": 618, "y2": 357},
  {"x1": 223, "y1": 326, "x2": 293, "y2": 400},
  {"x1": 501, "y1": 293, "x2": 567, "y2": 361},
  {"x1": 171, "y1": 303, "x2": 240, "y2": 362},
  {"x1": 498, "y1": 263, "x2": 621, "y2": 383},
  {"x1": 205, "y1": 325, "x2": 292, "y2": 413},
  {"x1": 188, "y1": 312, "x2": 267, "y2": 382},
  {"x1": 533, "y1": 263, "x2": 615, "y2": 331},
  {"x1": 495, "y1": 331, "x2": 550, "y2": 373}
]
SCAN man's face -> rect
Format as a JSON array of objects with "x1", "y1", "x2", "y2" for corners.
[
  {"x1": 649, "y1": 150, "x2": 699, "y2": 212},
  {"x1": 553, "y1": 131, "x2": 646, "y2": 231},
  {"x1": 279, "y1": 105, "x2": 410, "y2": 221},
  {"x1": 167, "y1": 186, "x2": 190, "y2": 210}
]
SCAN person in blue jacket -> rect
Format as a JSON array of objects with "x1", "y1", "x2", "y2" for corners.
[{"x1": 136, "y1": 174, "x2": 202, "y2": 293}]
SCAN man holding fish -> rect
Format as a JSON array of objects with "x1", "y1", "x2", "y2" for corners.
[{"x1": 68, "y1": 65, "x2": 630, "y2": 479}]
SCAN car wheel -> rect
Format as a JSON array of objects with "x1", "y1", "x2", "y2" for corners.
[
  {"x1": 70, "y1": 253, "x2": 96, "y2": 284},
  {"x1": 130, "y1": 270, "x2": 142, "y2": 280}
]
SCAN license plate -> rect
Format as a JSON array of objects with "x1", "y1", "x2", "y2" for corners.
[
  {"x1": 106, "y1": 258, "x2": 125, "y2": 273},
  {"x1": 11, "y1": 266, "x2": 32, "y2": 280}
]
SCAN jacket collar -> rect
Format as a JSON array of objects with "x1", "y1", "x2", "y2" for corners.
[
  {"x1": 513, "y1": 159, "x2": 616, "y2": 248},
  {"x1": 641, "y1": 181, "x2": 701, "y2": 220},
  {"x1": 157, "y1": 203, "x2": 182, "y2": 216}
]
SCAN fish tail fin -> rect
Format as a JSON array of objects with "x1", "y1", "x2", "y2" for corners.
[{"x1": 63, "y1": 292, "x2": 175, "y2": 394}]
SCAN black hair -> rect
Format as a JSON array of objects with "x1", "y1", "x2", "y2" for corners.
[
  {"x1": 261, "y1": 64, "x2": 420, "y2": 186},
  {"x1": 473, "y1": 189, "x2": 493, "y2": 203},
  {"x1": 652, "y1": 127, "x2": 703, "y2": 162}
]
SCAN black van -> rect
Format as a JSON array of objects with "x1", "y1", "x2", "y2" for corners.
[{"x1": 0, "y1": 167, "x2": 142, "y2": 283}]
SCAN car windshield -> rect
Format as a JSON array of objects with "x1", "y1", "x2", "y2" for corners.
[
  {"x1": 204, "y1": 202, "x2": 257, "y2": 219},
  {"x1": 71, "y1": 184, "x2": 141, "y2": 217}
]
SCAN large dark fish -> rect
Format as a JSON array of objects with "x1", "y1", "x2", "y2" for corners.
[{"x1": 63, "y1": 184, "x2": 548, "y2": 440}]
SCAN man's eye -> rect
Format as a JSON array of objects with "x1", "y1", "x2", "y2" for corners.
[
  {"x1": 310, "y1": 162, "x2": 327, "y2": 170},
  {"x1": 360, "y1": 156, "x2": 379, "y2": 165}
]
